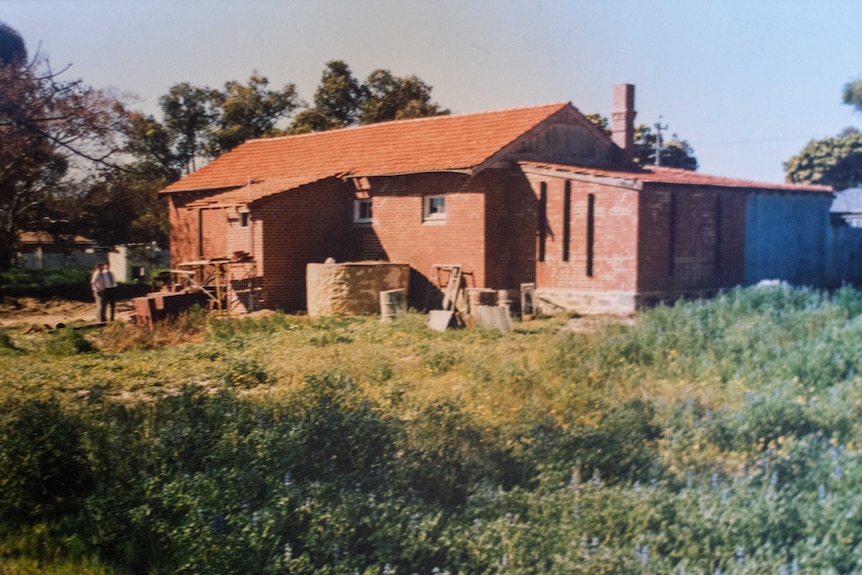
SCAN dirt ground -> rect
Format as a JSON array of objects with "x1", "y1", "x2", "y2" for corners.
[
  {"x1": 0, "y1": 295, "x2": 633, "y2": 333},
  {"x1": 0, "y1": 296, "x2": 135, "y2": 329}
]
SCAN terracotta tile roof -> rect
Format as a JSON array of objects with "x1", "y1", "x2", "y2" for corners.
[
  {"x1": 184, "y1": 175, "x2": 335, "y2": 207},
  {"x1": 162, "y1": 102, "x2": 572, "y2": 195},
  {"x1": 520, "y1": 162, "x2": 834, "y2": 193}
]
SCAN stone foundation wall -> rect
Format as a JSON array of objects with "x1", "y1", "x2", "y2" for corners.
[
  {"x1": 535, "y1": 288, "x2": 638, "y2": 315},
  {"x1": 535, "y1": 288, "x2": 724, "y2": 316}
]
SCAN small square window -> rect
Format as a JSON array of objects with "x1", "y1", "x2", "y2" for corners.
[
  {"x1": 423, "y1": 195, "x2": 446, "y2": 221},
  {"x1": 354, "y1": 199, "x2": 372, "y2": 223},
  {"x1": 239, "y1": 211, "x2": 250, "y2": 227}
]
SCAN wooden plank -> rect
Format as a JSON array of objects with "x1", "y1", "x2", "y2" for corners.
[
  {"x1": 427, "y1": 310, "x2": 454, "y2": 332},
  {"x1": 441, "y1": 265, "x2": 462, "y2": 310}
]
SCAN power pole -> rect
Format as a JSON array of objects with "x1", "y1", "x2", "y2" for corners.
[{"x1": 654, "y1": 116, "x2": 668, "y2": 167}]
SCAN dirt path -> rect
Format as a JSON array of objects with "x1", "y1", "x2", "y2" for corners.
[{"x1": 0, "y1": 297, "x2": 135, "y2": 329}]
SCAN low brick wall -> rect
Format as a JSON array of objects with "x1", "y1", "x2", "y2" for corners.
[{"x1": 306, "y1": 262, "x2": 410, "y2": 318}]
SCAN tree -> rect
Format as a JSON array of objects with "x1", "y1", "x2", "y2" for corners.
[
  {"x1": 843, "y1": 78, "x2": 862, "y2": 115},
  {"x1": 289, "y1": 61, "x2": 447, "y2": 134},
  {"x1": 584, "y1": 113, "x2": 611, "y2": 137},
  {"x1": 0, "y1": 21, "x2": 25, "y2": 65},
  {"x1": 784, "y1": 132, "x2": 862, "y2": 190},
  {"x1": 585, "y1": 114, "x2": 698, "y2": 170},
  {"x1": 0, "y1": 41, "x2": 126, "y2": 271},
  {"x1": 784, "y1": 80, "x2": 862, "y2": 190},
  {"x1": 158, "y1": 83, "x2": 219, "y2": 175},
  {"x1": 80, "y1": 170, "x2": 169, "y2": 249},
  {"x1": 207, "y1": 72, "x2": 300, "y2": 155},
  {"x1": 632, "y1": 124, "x2": 698, "y2": 170},
  {"x1": 289, "y1": 60, "x2": 365, "y2": 135},
  {"x1": 360, "y1": 69, "x2": 449, "y2": 124},
  {"x1": 119, "y1": 109, "x2": 184, "y2": 182}
]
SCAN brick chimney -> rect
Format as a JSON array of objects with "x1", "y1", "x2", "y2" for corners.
[{"x1": 611, "y1": 84, "x2": 636, "y2": 165}]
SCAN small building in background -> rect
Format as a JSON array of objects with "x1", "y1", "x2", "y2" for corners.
[
  {"x1": 106, "y1": 243, "x2": 170, "y2": 283},
  {"x1": 16, "y1": 233, "x2": 168, "y2": 283},
  {"x1": 16, "y1": 232, "x2": 100, "y2": 271},
  {"x1": 829, "y1": 188, "x2": 862, "y2": 285}
]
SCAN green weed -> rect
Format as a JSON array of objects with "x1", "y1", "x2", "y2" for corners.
[{"x1": 2, "y1": 286, "x2": 862, "y2": 573}]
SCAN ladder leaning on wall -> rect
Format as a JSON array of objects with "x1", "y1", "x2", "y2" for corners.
[{"x1": 425, "y1": 264, "x2": 470, "y2": 311}]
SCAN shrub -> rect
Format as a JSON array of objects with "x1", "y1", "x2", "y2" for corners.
[
  {"x1": 0, "y1": 268, "x2": 91, "y2": 300},
  {"x1": 0, "y1": 329, "x2": 16, "y2": 352},
  {"x1": 44, "y1": 328, "x2": 96, "y2": 355},
  {"x1": 0, "y1": 399, "x2": 94, "y2": 526}
]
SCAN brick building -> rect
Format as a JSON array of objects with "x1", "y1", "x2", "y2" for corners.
[{"x1": 160, "y1": 85, "x2": 832, "y2": 314}]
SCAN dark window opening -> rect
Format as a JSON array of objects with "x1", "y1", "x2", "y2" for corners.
[
  {"x1": 714, "y1": 195, "x2": 722, "y2": 273},
  {"x1": 239, "y1": 211, "x2": 250, "y2": 228},
  {"x1": 354, "y1": 199, "x2": 372, "y2": 223},
  {"x1": 586, "y1": 193, "x2": 595, "y2": 277},
  {"x1": 563, "y1": 181, "x2": 571, "y2": 262},
  {"x1": 668, "y1": 192, "x2": 677, "y2": 277},
  {"x1": 538, "y1": 182, "x2": 547, "y2": 262}
]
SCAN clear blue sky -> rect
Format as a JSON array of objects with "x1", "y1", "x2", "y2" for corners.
[{"x1": 4, "y1": 0, "x2": 861, "y2": 183}]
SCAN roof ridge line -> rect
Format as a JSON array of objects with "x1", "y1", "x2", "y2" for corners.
[{"x1": 244, "y1": 101, "x2": 573, "y2": 145}]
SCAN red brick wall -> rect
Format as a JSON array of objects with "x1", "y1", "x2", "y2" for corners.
[
  {"x1": 350, "y1": 173, "x2": 489, "y2": 304},
  {"x1": 167, "y1": 194, "x2": 200, "y2": 266},
  {"x1": 483, "y1": 169, "x2": 538, "y2": 289},
  {"x1": 199, "y1": 207, "x2": 229, "y2": 259},
  {"x1": 522, "y1": 173, "x2": 640, "y2": 293},
  {"x1": 225, "y1": 211, "x2": 259, "y2": 258},
  {"x1": 637, "y1": 186, "x2": 745, "y2": 293},
  {"x1": 168, "y1": 195, "x2": 260, "y2": 264},
  {"x1": 167, "y1": 172, "x2": 751, "y2": 315},
  {"x1": 254, "y1": 180, "x2": 353, "y2": 311}
]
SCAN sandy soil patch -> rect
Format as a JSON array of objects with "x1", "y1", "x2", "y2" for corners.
[{"x1": 0, "y1": 296, "x2": 135, "y2": 329}]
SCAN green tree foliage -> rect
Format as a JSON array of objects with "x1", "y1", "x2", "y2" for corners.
[
  {"x1": 632, "y1": 124, "x2": 699, "y2": 170},
  {"x1": 207, "y1": 72, "x2": 300, "y2": 155},
  {"x1": 784, "y1": 79, "x2": 862, "y2": 190},
  {"x1": 310, "y1": 60, "x2": 366, "y2": 128},
  {"x1": 158, "y1": 82, "x2": 220, "y2": 175},
  {"x1": 585, "y1": 114, "x2": 698, "y2": 170},
  {"x1": 119, "y1": 109, "x2": 184, "y2": 182},
  {"x1": 81, "y1": 170, "x2": 170, "y2": 249},
  {"x1": 784, "y1": 131, "x2": 862, "y2": 190},
  {"x1": 101, "y1": 73, "x2": 299, "y2": 249},
  {"x1": 289, "y1": 60, "x2": 448, "y2": 134},
  {"x1": 289, "y1": 60, "x2": 366, "y2": 134},
  {"x1": 121, "y1": 73, "x2": 300, "y2": 171},
  {"x1": 584, "y1": 113, "x2": 611, "y2": 137},
  {"x1": 843, "y1": 77, "x2": 862, "y2": 114},
  {"x1": 360, "y1": 69, "x2": 449, "y2": 124}
]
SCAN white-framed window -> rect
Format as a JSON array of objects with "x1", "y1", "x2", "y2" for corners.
[
  {"x1": 423, "y1": 195, "x2": 446, "y2": 221},
  {"x1": 354, "y1": 198, "x2": 372, "y2": 223}
]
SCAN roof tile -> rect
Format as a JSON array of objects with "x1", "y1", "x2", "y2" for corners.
[{"x1": 162, "y1": 103, "x2": 570, "y2": 194}]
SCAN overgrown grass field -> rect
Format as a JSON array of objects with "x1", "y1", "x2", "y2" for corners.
[{"x1": 2, "y1": 286, "x2": 862, "y2": 574}]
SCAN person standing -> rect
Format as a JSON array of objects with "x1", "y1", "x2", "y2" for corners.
[
  {"x1": 91, "y1": 262, "x2": 106, "y2": 322},
  {"x1": 99, "y1": 262, "x2": 118, "y2": 322}
]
